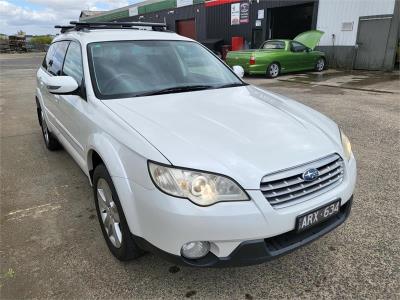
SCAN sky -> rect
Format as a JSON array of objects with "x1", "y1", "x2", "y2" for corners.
[{"x1": 0, "y1": 0, "x2": 142, "y2": 35}]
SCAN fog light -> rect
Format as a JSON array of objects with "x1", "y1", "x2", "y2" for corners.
[{"x1": 181, "y1": 241, "x2": 210, "y2": 259}]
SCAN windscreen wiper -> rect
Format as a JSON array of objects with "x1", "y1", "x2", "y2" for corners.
[
  {"x1": 139, "y1": 85, "x2": 213, "y2": 96},
  {"x1": 215, "y1": 82, "x2": 248, "y2": 89}
]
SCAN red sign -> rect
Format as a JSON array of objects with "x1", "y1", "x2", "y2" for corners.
[{"x1": 205, "y1": 0, "x2": 240, "y2": 8}]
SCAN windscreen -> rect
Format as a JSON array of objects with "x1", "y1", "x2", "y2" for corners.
[{"x1": 87, "y1": 40, "x2": 243, "y2": 99}]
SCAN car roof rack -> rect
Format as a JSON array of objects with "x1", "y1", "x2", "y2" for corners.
[
  {"x1": 54, "y1": 25, "x2": 75, "y2": 33},
  {"x1": 55, "y1": 21, "x2": 167, "y2": 33}
]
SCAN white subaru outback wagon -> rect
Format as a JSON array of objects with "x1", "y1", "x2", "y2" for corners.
[{"x1": 36, "y1": 22, "x2": 356, "y2": 267}]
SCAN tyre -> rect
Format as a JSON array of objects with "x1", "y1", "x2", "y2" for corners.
[
  {"x1": 267, "y1": 63, "x2": 280, "y2": 78},
  {"x1": 38, "y1": 105, "x2": 61, "y2": 151},
  {"x1": 93, "y1": 164, "x2": 144, "y2": 261},
  {"x1": 315, "y1": 57, "x2": 325, "y2": 72}
]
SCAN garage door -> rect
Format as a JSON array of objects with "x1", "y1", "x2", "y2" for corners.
[{"x1": 176, "y1": 19, "x2": 196, "y2": 40}]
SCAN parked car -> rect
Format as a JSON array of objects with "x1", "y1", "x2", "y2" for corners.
[
  {"x1": 226, "y1": 30, "x2": 326, "y2": 78},
  {"x1": 36, "y1": 22, "x2": 356, "y2": 267}
]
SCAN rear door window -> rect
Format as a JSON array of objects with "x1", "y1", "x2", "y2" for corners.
[
  {"x1": 62, "y1": 41, "x2": 83, "y2": 86},
  {"x1": 47, "y1": 41, "x2": 69, "y2": 75}
]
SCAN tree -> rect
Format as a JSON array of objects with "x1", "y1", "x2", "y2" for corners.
[{"x1": 30, "y1": 35, "x2": 53, "y2": 45}]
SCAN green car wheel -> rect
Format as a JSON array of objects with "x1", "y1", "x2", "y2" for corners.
[
  {"x1": 315, "y1": 58, "x2": 325, "y2": 72},
  {"x1": 267, "y1": 63, "x2": 280, "y2": 78}
]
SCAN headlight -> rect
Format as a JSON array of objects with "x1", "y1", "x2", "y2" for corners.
[
  {"x1": 340, "y1": 130, "x2": 352, "y2": 161},
  {"x1": 148, "y1": 161, "x2": 249, "y2": 206}
]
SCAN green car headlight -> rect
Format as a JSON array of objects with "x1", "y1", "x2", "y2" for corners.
[{"x1": 340, "y1": 130, "x2": 352, "y2": 161}]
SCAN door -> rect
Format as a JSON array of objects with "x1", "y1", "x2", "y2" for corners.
[
  {"x1": 286, "y1": 41, "x2": 311, "y2": 71},
  {"x1": 57, "y1": 41, "x2": 88, "y2": 159},
  {"x1": 252, "y1": 28, "x2": 264, "y2": 49},
  {"x1": 355, "y1": 16, "x2": 392, "y2": 70},
  {"x1": 176, "y1": 19, "x2": 196, "y2": 40},
  {"x1": 38, "y1": 41, "x2": 70, "y2": 132}
]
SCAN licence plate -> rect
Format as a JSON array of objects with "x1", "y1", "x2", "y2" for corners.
[{"x1": 297, "y1": 200, "x2": 341, "y2": 232}]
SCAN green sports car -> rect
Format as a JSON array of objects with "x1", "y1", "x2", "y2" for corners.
[{"x1": 226, "y1": 30, "x2": 325, "y2": 78}]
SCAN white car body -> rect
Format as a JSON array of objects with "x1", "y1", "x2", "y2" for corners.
[{"x1": 36, "y1": 27, "x2": 356, "y2": 267}]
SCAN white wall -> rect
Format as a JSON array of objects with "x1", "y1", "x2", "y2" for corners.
[{"x1": 316, "y1": 0, "x2": 396, "y2": 46}]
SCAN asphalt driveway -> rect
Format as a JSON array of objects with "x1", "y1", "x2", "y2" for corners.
[{"x1": 1, "y1": 53, "x2": 399, "y2": 299}]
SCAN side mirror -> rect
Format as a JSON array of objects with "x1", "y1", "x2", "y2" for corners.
[
  {"x1": 43, "y1": 76, "x2": 78, "y2": 94},
  {"x1": 232, "y1": 65, "x2": 244, "y2": 78}
]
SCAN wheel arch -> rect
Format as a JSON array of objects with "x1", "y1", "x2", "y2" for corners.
[
  {"x1": 268, "y1": 61, "x2": 281, "y2": 70},
  {"x1": 86, "y1": 134, "x2": 128, "y2": 185},
  {"x1": 86, "y1": 135, "x2": 152, "y2": 237},
  {"x1": 271, "y1": 60, "x2": 281, "y2": 67},
  {"x1": 87, "y1": 149, "x2": 104, "y2": 184},
  {"x1": 35, "y1": 96, "x2": 42, "y2": 127}
]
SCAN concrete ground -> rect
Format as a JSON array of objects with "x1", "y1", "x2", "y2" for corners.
[{"x1": 1, "y1": 53, "x2": 399, "y2": 299}]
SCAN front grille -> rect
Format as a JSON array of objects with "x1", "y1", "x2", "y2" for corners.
[{"x1": 260, "y1": 154, "x2": 344, "y2": 208}]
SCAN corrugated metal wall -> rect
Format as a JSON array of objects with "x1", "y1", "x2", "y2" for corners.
[
  {"x1": 101, "y1": 0, "x2": 317, "y2": 45},
  {"x1": 206, "y1": 0, "x2": 316, "y2": 44},
  {"x1": 317, "y1": 0, "x2": 396, "y2": 46},
  {"x1": 119, "y1": 4, "x2": 207, "y2": 41}
]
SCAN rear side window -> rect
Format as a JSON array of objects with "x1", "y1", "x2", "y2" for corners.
[
  {"x1": 262, "y1": 41, "x2": 285, "y2": 49},
  {"x1": 62, "y1": 41, "x2": 83, "y2": 86},
  {"x1": 44, "y1": 41, "x2": 69, "y2": 75}
]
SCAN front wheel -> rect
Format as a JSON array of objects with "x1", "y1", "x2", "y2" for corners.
[
  {"x1": 315, "y1": 57, "x2": 325, "y2": 72},
  {"x1": 267, "y1": 63, "x2": 280, "y2": 78},
  {"x1": 93, "y1": 164, "x2": 143, "y2": 261}
]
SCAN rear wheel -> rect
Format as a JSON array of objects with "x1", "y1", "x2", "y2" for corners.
[
  {"x1": 93, "y1": 164, "x2": 143, "y2": 261},
  {"x1": 315, "y1": 57, "x2": 325, "y2": 72},
  {"x1": 38, "y1": 106, "x2": 61, "y2": 151},
  {"x1": 267, "y1": 63, "x2": 280, "y2": 78}
]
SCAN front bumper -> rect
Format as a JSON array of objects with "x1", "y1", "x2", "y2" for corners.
[
  {"x1": 111, "y1": 154, "x2": 356, "y2": 266},
  {"x1": 133, "y1": 196, "x2": 352, "y2": 267}
]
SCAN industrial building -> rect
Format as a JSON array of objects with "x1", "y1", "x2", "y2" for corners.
[{"x1": 80, "y1": 0, "x2": 399, "y2": 71}]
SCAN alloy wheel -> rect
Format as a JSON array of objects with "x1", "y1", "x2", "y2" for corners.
[
  {"x1": 97, "y1": 178, "x2": 123, "y2": 248},
  {"x1": 316, "y1": 59, "x2": 325, "y2": 71},
  {"x1": 269, "y1": 64, "x2": 279, "y2": 77}
]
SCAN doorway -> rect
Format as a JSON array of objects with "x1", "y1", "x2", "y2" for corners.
[
  {"x1": 270, "y1": 3, "x2": 314, "y2": 39},
  {"x1": 252, "y1": 28, "x2": 264, "y2": 49},
  {"x1": 176, "y1": 19, "x2": 196, "y2": 40},
  {"x1": 354, "y1": 16, "x2": 393, "y2": 70}
]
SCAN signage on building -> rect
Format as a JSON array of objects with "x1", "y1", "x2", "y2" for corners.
[
  {"x1": 258, "y1": 9, "x2": 264, "y2": 19},
  {"x1": 129, "y1": 7, "x2": 138, "y2": 16},
  {"x1": 177, "y1": 0, "x2": 193, "y2": 7},
  {"x1": 341, "y1": 22, "x2": 354, "y2": 31},
  {"x1": 231, "y1": 3, "x2": 240, "y2": 25},
  {"x1": 255, "y1": 20, "x2": 261, "y2": 27},
  {"x1": 239, "y1": 3, "x2": 249, "y2": 24}
]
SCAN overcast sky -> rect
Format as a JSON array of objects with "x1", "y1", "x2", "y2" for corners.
[{"x1": 0, "y1": 0, "x2": 142, "y2": 35}]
